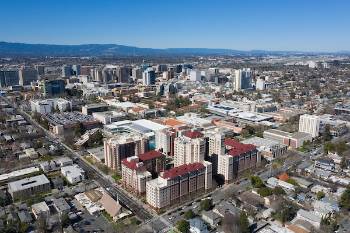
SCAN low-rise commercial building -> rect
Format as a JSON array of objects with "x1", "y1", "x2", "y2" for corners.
[
  {"x1": 241, "y1": 136, "x2": 287, "y2": 161},
  {"x1": 8, "y1": 174, "x2": 51, "y2": 200},
  {"x1": 45, "y1": 111, "x2": 100, "y2": 135},
  {"x1": 263, "y1": 129, "x2": 312, "y2": 148},
  {"x1": 61, "y1": 165, "x2": 85, "y2": 184},
  {"x1": 82, "y1": 103, "x2": 109, "y2": 115},
  {"x1": 30, "y1": 98, "x2": 72, "y2": 114}
]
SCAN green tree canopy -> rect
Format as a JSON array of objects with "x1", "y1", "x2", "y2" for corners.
[
  {"x1": 184, "y1": 210, "x2": 195, "y2": 220},
  {"x1": 339, "y1": 187, "x2": 350, "y2": 210},
  {"x1": 239, "y1": 212, "x2": 250, "y2": 233},
  {"x1": 250, "y1": 176, "x2": 265, "y2": 188},
  {"x1": 200, "y1": 199, "x2": 212, "y2": 211},
  {"x1": 176, "y1": 219, "x2": 190, "y2": 233}
]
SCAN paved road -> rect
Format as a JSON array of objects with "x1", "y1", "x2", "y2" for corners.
[{"x1": 3, "y1": 97, "x2": 156, "y2": 223}]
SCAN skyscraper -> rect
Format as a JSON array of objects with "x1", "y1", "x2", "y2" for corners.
[
  {"x1": 233, "y1": 68, "x2": 252, "y2": 91},
  {"x1": 61, "y1": 65, "x2": 72, "y2": 77},
  {"x1": 117, "y1": 66, "x2": 131, "y2": 83},
  {"x1": 42, "y1": 79, "x2": 66, "y2": 97},
  {"x1": 19, "y1": 66, "x2": 38, "y2": 86},
  {"x1": 0, "y1": 69, "x2": 19, "y2": 87},
  {"x1": 71, "y1": 65, "x2": 81, "y2": 76},
  {"x1": 189, "y1": 70, "x2": 201, "y2": 82},
  {"x1": 299, "y1": 114, "x2": 320, "y2": 138},
  {"x1": 142, "y1": 67, "x2": 156, "y2": 86}
]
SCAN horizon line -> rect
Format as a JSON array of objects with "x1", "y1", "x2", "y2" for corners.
[{"x1": 1, "y1": 41, "x2": 349, "y2": 54}]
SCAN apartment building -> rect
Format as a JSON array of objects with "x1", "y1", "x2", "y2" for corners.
[
  {"x1": 218, "y1": 139, "x2": 258, "y2": 182},
  {"x1": 174, "y1": 131, "x2": 206, "y2": 167},
  {"x1": 121, "y1": 156, "x2": 152, "y2": 194},
  {"x1": 146, "y1": 162, "x2": 212, "y2": 209},
  {"x1": 104, "y1": 133, "x2": 148, "y2": 170},
  {"x1": 138, "y1": 150, "x2": 166, "y2": 175}
]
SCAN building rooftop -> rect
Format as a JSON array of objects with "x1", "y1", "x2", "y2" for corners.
[
  {"x1": 183, "y1": 130, "x2": 204, "y2": 139},
  {"x1": 0, "y1": 166, "x2": 40, "y2": 182},
  {"x1": 163, "y1": 118, "x2": 186, "y2": 127},
  {"x1": 133, "y1": 119, "x2": 169, "y2": 131},
  {"x1": 138, "y1": 150, "x2": 163, "y2": 161},
  {"x1": 45, "y1": 111, "x2": 96, "y2": 126},
  {"x1": 121, "y1": 156, "x2": 143, "y2": 170},
  {"x1": 8, "y1": 174, "x2": 50, "y2": 192},
  {"x1": 241, "y1": 136, "x2": 281, "y2": 148},
  {"x1": 225, "y1": 138, "x2": 256, "y2": 157},
  {"x1": 161, "y1": 162, "x2": 205, "y2": 179}
]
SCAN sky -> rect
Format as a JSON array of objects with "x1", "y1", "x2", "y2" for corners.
[{"x1": 0, "y1": 0, "x2": 349, "y2": 52}]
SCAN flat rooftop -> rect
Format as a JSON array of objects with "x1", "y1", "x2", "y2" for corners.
[{"x1": 8, "y1": 174, "x2": 50, "y2": 192}]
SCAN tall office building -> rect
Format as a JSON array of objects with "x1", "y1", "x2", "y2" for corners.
[
  {"x1": 233, "y1": 68, "x2": 252, "y2": 91},
  {"x1": 61, "y1": 65, "x2": 72, "y2": 77},
  {"x1": 19, "y1": 66, "x2": 38, "y2": 86},
  {"x1": 142, "y1": 67, "x2": 156, "y2": 86},
  {"x1": 90, "y1": 67, "x2": 103, "y2": 82},
  {"x1": 42, "y1": 79, "x2": 66, "y2": 97},
  {"x1": 189, "y1": 70, "x2": 201, "y2": 82},
  {"x1": 132, "y1": 67, "x2": 142, "y2": 80},
  {"x1": 117, "y1": 66, "x2": 130, "y2": 83},
  {"x1": 0, "y1": 69, "x2": 19, "y2": 87},
  {"x1": 256, "y1": 78, "x2": 266, "y2": 91},
  {"x1": 102, "y1": 65, "x2": 118, "y2": 83},
  {"x1": 174, "y1": 131, "x2": 206, "y2": 167},
  {"x1": 157, "y1": 64, "x2": 168, "y2": 73},
  {"x1": 104, "y1": 133, "x2": 148, "y2": 170},
  {"x1": 298, "y1": 114, "x2": 320, "y2": 138},
  {"x1": 35, "y1": 65, "x2": 46, "y2": 76},
  {"x1": 71, "y1": 65, "x2": 81, "y2": 76}
]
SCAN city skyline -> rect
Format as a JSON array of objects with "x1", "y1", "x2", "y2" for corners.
[{"x1": 1, "y1": 0, "x2": 350, "y2": 52}]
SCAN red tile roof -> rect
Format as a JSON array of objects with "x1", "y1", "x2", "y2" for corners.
[
  {"x1": 138, "y1": 150, "x2": 163, "y2": 161},
  {"x1": 225, "y1": 138, "x2": 256, "y2": 157},
  {"x1": 161, "y1": 162, "x2": 205, "y2": 179},
  {"x1": 183, "y1": 130, "x2": 203, "y2": 139},
  {"x1": 121, "y1": 158, "x2": 141, "y2": 170}
]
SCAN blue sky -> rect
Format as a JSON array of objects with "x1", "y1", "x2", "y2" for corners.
[{"x1": 0, "y1": 0, "x2": 349, "y2": 51}]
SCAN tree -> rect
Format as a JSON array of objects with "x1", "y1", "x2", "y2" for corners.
[
  {"x1": 61, "y1": 213, "x2": 70, "y2": 228},
  {"x1": 272, "y1": 201, "x2": 298, "y2": 224},
  {"x1": 200, "y1": 199, "x2": 212, "y2": 211},
  {"x1": 250, "y1": 176, "x2": 265, "y2": 188},
  {"x1": 317, "y1": 191, "x2": 325, "y2": 200},
  {"x1": 272, "y1": 186, "x2": 286, "y2": 196},
  {"x1": 258, "y1": 187, "x2": 273, "y2": 197},
  {"x1": 239, "y1": 212, "x2": 250, "y2": 233},
  {"x1": 339, "y1": 187, "x2": 350, "y2": 210},
  {"x1": 340, "y1": 157, "x2": 348, "y2": 169},
  {"x1": 176, "y1": 220, "x2": 190, "y2": 233},
  {"x1": 286, "y1": 178, "x2": 298, "y2": 186},
  {"x1": 184, "y1": 210, "x2": 195, "y2": 220},
  {"x1": 323, "y1": 125, "x2": 332, "y2": 142},
  {"x1": 320, "y1": 214, "x2": 338, "y2": 233}
]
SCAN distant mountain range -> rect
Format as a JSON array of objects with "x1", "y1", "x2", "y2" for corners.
[{"x1": 0, "y1": 41, "x2": 347, "y2": 57}]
